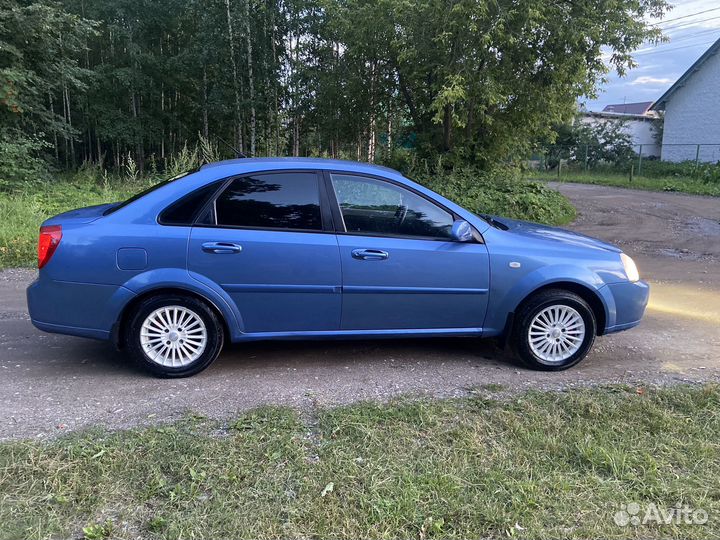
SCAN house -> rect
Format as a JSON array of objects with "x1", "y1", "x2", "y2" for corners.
[
  {"x1": 651, "y1": 37, "x2": 720, "y2": 163},
  {"x1": 580, "y1": 102, "x2": 661, "y2": 157}
]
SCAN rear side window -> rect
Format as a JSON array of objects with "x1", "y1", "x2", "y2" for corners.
[
  {"x1": 213, "y1": 172, "x2": 322, "y2": 230},
  {"x1": 159, "y1": 181, "x2": 224, "y2": 225}
]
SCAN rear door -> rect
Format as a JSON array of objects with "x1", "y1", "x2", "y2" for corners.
[
  {"x1": 187, "y1": 170, "x2": 342, "y2": 333},
  {"x1": 327, "y1": 172, "x2": 490, "y2": 330}
]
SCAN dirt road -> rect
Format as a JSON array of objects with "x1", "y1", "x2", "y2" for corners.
[{"x1": 1, "y1": 183, "x2": 719, "y2": 440}]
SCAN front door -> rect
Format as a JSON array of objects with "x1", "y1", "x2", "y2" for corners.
[
  {"x1": 188, "y1": 171, "x2": 341, "y2": 333},
  {"x1": 328, "y1": 173, "x2": 490, "y2": 330}
]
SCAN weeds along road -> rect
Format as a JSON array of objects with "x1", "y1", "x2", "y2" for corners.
[{"x1": 1, "y1": 182, "x2": 719, "y2": 440}]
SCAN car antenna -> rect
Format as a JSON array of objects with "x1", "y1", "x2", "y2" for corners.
[
  {"x1": 215, "y1": 135, "x2": 247, "y2": 158},
  {"x1": 187, "y1": 125, "x2": 249, "y2": 160}
]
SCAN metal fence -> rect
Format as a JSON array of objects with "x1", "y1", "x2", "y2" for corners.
[{"x1": 531, "y1": 143, "x2": 720, "y2": 178}]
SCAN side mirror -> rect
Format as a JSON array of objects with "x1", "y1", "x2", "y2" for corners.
[{"x1": 451, "y1": 219, "x2": 474, "y2": 242}]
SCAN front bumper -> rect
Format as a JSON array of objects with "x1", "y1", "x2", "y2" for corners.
[{"x1": 603, "y1": 280, "x2": 650, "y2": 334}]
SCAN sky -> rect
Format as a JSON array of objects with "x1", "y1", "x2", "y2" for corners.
[{"x1": 582, "y1": 0, "x2": 720, "y2": 111}]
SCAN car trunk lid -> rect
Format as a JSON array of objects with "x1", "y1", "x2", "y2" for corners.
[{"x1": 41, "y1": 203, "x2": 117, "y2": 226}]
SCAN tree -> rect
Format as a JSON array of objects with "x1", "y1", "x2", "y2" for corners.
[
  {"x1": 0, "y1": 0, "x2": 95, "y2": 179},
  {"x1": 546, "y1": 117, "x2": 635, "y2": 168},
  {"x1": 1, "y1": 0, "x2": 670, "y2": 176}
]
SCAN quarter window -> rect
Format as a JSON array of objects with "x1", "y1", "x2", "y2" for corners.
[
  {"x1": 159, "y1": 181, "x2": 223, "y2": 225},
  {"x1": 330, "y1": 174, "x2": 454, "y2": 239},
  {"x1": 214, "y1": 172, "x2": 322, "y2": 230}
]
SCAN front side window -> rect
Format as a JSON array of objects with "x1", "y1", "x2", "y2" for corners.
[
  {"x1": 331, "y1": 174, "x2": 453, "y2": 239},
  {"x1": 214, "y1": 172, "x2": 322, "y2": 230}
]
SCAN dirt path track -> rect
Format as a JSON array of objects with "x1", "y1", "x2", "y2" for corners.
[{"x1": 1, "y1": 182, "x2": 718, "y2": 440}]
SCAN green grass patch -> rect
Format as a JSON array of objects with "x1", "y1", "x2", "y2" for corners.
[
  {"x1": 531, "y1": 170, "x2": 720, "y2": 197},
  {"x1": 0, "y1": 174, "x2": 155, "y2": 268},
  {"x1": 1, "y1": 385, "x2": 719, "y2": 539}
]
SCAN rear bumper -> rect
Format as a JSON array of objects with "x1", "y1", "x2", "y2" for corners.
[
  {"x1": 603, "y1": 280, "x2": 650, "y2": 334},
  {"x1": 27, "y1": 277, "x2": 135, "y2": 341}
]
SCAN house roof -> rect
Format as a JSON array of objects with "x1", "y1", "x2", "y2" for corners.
[
  {"x1": 602, "y1": 101, "x2": 654, "y2": 115},
  {"x1": 582, "y1": 110, "x2": 656, "y2": 121},
  {"x1": 651, "y1": 37, "x2": 720, "y2": 111}
]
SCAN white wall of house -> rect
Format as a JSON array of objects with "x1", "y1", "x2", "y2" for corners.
[
  {"x1": 661, "y1": 49, "x2": 720, "y2": 163},
  {"x1": 580, "y1": 115, "x2": 661, "y2": 157}
]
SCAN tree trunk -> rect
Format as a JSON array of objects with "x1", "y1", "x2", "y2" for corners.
[
  {"x1": 293, "y1": 119, "x2": 300, "y2": 157},
  {"x1": 272, "y1": 15, "x2": 279, "y2": 155},
  {"x1": 386, "y1": 99, "x2": 393, "y2": 160},
  {"x1": 367, "y1": 61, "x2": 377, "y2": 163},
  {"x1": 225, "y1": 0, "x2": 243, "y2": 154},
  {"x1": 243, "y1": 0, "x2": 256, "y2": 156},
  {"x1": 49, "y1": 92, "x2": 59, "y2": 162},
  {"x1": 443, "y1": 103, "x2": 452, "y2": 152},
  {"x1": 202, "y1": 65, "x2": 209, "y2": 139},
  {"x1": 131, "y1": 91, "x2": 144, "y2": 171},
  {"x1": 397, "y1": 67, "x2": 421, "y2": 131},
  {"x1": 63, "y1": 84, "x2": 75, "y2": 168},
  {"x1": 96, "y1": 122, "x2": 102, "y2": 167}
]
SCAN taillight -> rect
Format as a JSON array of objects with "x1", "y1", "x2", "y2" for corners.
[{"x1": 38, "y1": 225, "x2": 62, "y2": 269}]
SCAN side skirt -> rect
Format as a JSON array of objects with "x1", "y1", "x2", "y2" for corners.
[{"x1": 232, "y1": 327, "x2": 484, "y2": 342}]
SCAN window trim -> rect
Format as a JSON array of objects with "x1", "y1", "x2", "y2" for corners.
[
  {"x1": 322, "y1": 170, "x2": 481, "y2": 243},
  {"x1": 190, "y1": 169, "x2": 334, "y2": 234}
]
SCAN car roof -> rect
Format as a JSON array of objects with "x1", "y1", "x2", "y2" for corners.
[{"x1": 200, "y1": 157, "x2": 401, "y2": 176}]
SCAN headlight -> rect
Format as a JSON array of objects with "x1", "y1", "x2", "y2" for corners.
[{"x1": 620, "y1": 253, "x2": 640, "y2": 282}]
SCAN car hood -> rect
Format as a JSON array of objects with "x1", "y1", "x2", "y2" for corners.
[
  {"x1": 489, "y1": 216, "x2": 622, "y2": 253},
  {"x1": 43, "y1": 203, "x2": 116, "y2": 226}
]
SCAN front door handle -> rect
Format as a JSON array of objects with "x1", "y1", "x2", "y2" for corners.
[
  {"x1": 352, "y1": 248, "x2": 389, "y2": 261},
  {"x1": 202, "y1": 241, "x2": 242, "y2": 254}
]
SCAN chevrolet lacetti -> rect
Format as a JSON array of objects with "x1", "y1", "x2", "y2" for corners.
[{"x1": 27, "y1": 158, "x2": 649, "y2": 377}]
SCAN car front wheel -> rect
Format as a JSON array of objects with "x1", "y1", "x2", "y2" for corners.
[
  {"x1": 126, "y1": 294, "x2": 224, "y2": 378},
  {"x1": 511, "y1": 289, "x2": 596, "y2": 371}
]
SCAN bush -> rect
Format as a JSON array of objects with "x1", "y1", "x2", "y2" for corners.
[{"x1": 413, "y1": 164, "x2": 576, "y2": 226}]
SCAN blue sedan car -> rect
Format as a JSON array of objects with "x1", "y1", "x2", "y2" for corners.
[{"x1": 27, "y1": 158, "x2": 649, "y2": 377}]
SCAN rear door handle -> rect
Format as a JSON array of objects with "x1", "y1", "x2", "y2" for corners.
[
  {"x1": 202, "y1": 241, "x2": 242, "y2": 254},
  {"x1": 352, "y1": 248, "x2": 389, "y2": 261}
]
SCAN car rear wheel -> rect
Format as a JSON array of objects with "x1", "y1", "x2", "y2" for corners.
[
  {"x1": 126, "y1": 294, "x2": 224, "y2": 378},
  {"x1": 511, "y1": 289, "x2": 596, "y2": 371}
]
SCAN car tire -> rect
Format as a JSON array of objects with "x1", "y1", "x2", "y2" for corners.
[
  {"x1": 510, "y1": 289, "x2": 596, "y2": 371},
  {"x1": 126, "y1": 294, "x2": 224, "y2": 378}
]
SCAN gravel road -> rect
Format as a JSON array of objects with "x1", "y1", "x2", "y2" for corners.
[{"x1": 1, "y1": 182, "x2": 719, "y2": 440}]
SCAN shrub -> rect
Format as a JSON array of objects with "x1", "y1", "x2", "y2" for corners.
[{"x1": 412, "y1": 164, "x2": 576, "y2": 226}]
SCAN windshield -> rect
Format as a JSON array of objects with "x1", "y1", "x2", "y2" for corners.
[{"x1": 103, "y1": 169, "x2": 197, "y2": 216}]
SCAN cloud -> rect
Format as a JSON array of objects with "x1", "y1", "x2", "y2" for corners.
[{"x1": 630, "y1": 76, "x2": 676, "y2": 85}]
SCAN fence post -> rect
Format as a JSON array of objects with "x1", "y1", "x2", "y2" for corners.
[
  {"x1": 584, "y1": 144, "x2": 589, "y2": 171},
  {"x1": 695, "y1": 144, "x2": 701, "y2": 168},
  {"x1": 629, "y1": 164, "x2": 634, "y2": 183},
  {"x1": 557, "y1": 160, "x2": 562, "y2": 179},
  {"x1": 637, "y1": 144, "x2": 643, "y2": 176}
]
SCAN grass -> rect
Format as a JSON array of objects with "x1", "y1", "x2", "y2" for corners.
[
  {"x1": 0, "y1": 175, "x2": 155, "y2": 268},
  {"x1": 0, "y1": 166, "x2": 576, "y2": 269},
  {"x1": 1, "y1": 384, "x2": 719, "y2": 539},
  {"x1": 531, "y1": 170, "x2": 720, "y2": 197}
]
